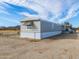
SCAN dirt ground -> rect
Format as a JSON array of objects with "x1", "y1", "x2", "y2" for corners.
[{"x1": 0, "y1": 31, "x2": 79, "y2": 59}]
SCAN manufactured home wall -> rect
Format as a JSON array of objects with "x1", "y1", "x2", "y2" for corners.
[
  {"x1": 20, "y1": 21, "x2": 41, "y2": 39},
  {"x1": 41, "y1": 20, "x2": 53, "y2": 33},
  {"x1": 41, "y1": 20, "x2": 62, "y2": 33},
  {"x1": 20, "y1": 19, "x2": 63, "y2": 39},
  {"x1": 40, "y1": 20, "x2": 62, "y2": 39},
  {"x1": 21, "y1": 21, "x2": 41, "y2": 33},
  {"x1": 41, "y1": 31, "x2": 62, "y2": 38}
]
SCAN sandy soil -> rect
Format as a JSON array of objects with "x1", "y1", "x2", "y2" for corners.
[{"x1": 0, "y1": 32, "x2": 79, "y2": 59}]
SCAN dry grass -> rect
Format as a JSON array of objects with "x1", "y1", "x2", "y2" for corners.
[
  {"x1": 0, "y1": 30, "x2": 79, "y2": 59},
  {"x1": 0, "y1": 29, "x2": 20, "y2": 32}
]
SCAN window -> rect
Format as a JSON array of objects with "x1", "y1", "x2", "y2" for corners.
[
  {"x1": 26, "y1": 22, "x2": 33, "y2": 29},
  {"x1": 27, "y1": 25, "x2": 33, "y2": 29}
]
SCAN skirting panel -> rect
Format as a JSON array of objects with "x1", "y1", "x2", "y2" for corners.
[{"x1": 20, "y1": 31, "x2": 62, "y2": 39}]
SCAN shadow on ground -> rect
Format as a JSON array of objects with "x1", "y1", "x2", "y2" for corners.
[{"x1": 47, "y1": 33, "x2": 79, "y2": 40}]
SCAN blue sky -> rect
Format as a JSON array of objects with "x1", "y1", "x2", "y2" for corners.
[
  {"x1": 0, "y1": 0, "x2": 79, "y2": 27},
  {"x1": 68, "y1": 13, "x2": 79, "y2": 27}
]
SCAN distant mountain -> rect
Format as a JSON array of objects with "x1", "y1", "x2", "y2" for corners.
[{"x1": 0, "y1": 25, "x2": 20, "y2": 30}]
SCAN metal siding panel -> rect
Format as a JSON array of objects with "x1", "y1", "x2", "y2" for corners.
[{"x1": 41, "y1": 20, "x2": 53, "y2": 33}]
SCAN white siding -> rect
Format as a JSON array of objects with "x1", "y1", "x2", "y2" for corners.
[
  {"x1": 41, "y1": 31, "x2": 62, "y2": 38},
  {"x1": 20, "y1": 32, "x2": 41, "y2": 39},
  {"x1": 20, "y1": 19, "x2": 63, "y2": 39},
  {"x1": 20, "y1": 21, "x2": 41, "y2": 39}
]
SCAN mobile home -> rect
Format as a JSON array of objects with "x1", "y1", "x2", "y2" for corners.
[{"x1": 20, "y1": 17, "x2": 63, "y2": 39}]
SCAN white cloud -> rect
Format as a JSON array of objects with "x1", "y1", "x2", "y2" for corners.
[
  {"x1": 0, "y1": 0, "x2": 79, "y2": 23},
  {"x1": 59, "y1": 2, "x2": 79, "y2": 22}
]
